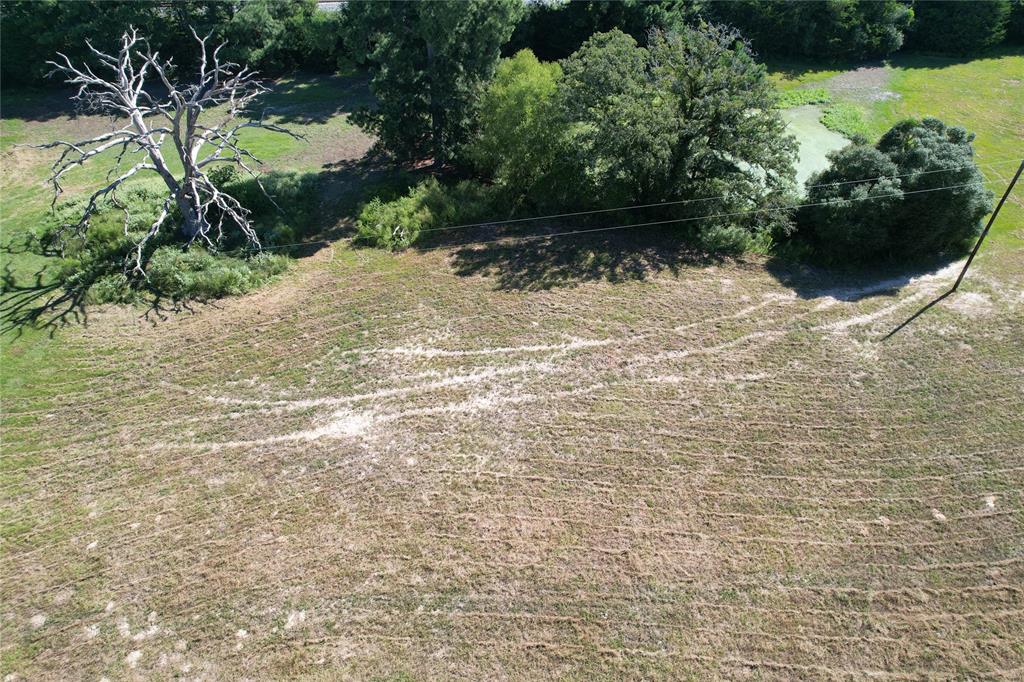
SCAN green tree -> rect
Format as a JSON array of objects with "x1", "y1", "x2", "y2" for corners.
[
  {"x1": 343, "y1": 0, "x2": 523, "y2": 165},
  {"x1": 1010, "y1": 0, "x2": 1024, "y2": 43},
  {"x1": 907, "y1": 0, "x2": 1011, "y2": 54},
  {"x1": 0, "y1": 0, "x2": 160, "y2": 86},
  {"x1": 223, "y1": 0, "x2": 342, "y2": 74},
  {"x1": 470, "y1": 50, "x2": 575, "y2": 210},
  {"x1": 877, "y1": 118, "x2": 993, "y2": 256},
  {"x1": 557, "y1": 26, "x2": 797, "y2": 227},
  {"x1": 708, "y1": 0, "x2": 912, "y2": 60},
  {"x1": 801, "y1": 146, "x2": 903, "y2": 261},
  {"x1": 799, "y1": 118, "x2": 992, "y2": 262},
  {"x1": 506, "y1": 0, "x2": 704, "y2": 61}
]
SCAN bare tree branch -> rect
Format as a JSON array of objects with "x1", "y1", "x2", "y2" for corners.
[{"x1": 30, "y1": 26, "x2": 305, "y2": 274}]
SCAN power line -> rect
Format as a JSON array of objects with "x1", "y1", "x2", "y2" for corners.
[
  {"x1": 414, "y1": 179, "x2": 995, "y2": 252},
  {"x1": 882, "y1": 158, "x2": 1024, "y2": 340},
  {"x1": 248, "y1": 163, "x2": 1011, "y2": 254},
  {"x1": 414, "y1": 158, "x2": 1022, "y2": 235}
]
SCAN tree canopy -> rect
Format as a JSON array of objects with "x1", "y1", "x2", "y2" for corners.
[
  {"x1": 907, "y1": 0, "x2": 1012, "y2": 54},
  {"x1": 707, "y1": 0, "x2": 913, "y2": 60},
  {"x1": 0, "y1": 0, "x2": 340, "y2": 87},
  {"x1": 343, "y1": 0, "x2": 523, "y2": 164},
  {"x1": 506, "y1": 0, "x2": 703, "y2": 61},
  {"x1": 555, "y1": 26, "x2": 794, "y2": 210},
  {"x1": 469, "y1": 24, "x2": 798, "y2": 249},
  {"x1": 801, "y1": 118, "x2": 993, "y2": 262}
]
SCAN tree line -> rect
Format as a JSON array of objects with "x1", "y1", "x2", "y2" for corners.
[
  {"x1": 11, "y1": 0, "x2": 1002, "y2": 310},
  {"x1": 350, "y1": 7, "x2": 992, "y2": 263},
  {"x1": 3, "y1": 1, "x2": 1023, "y2": 88}
]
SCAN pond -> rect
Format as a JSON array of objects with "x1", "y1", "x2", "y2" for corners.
[{"x1": 781, "y1": 105, "x2": 849, "y2": 193}]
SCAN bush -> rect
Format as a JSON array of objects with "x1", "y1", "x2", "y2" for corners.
[
  {"x1": 145, "y1": 248, "x2": 289, "y2": 300},
  {"x1": 87, "y1": 273, "x2": 140, "y2": 305},
  {"x1": 776, "y1": 88, "x2": 832, "y2": 109},
  {"x1": 798, "y1": 118, "x2": 993, "y2": 263},
  {"x1": 39, "y1": 181, "x2": 295, "y2": 304},
  {"x1": 216, "y1": 170, "x2": 321, "y2": 249},
  {"x1": 354, "y1": 178, "x2": 499, "y2": 250}
]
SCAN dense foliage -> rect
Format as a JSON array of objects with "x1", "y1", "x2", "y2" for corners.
[
  {"x1": 468, "y1": 50, "x2": 574, "y2": 211},
  {"x1": 343, "y1": 0, "x2": 523, "y2": 164},
  {"x1": 709, "y1": 0, "x2": 913, "y2": 60},
  {"x1": 1011, "y1": 0, "x2": 1024, "y2": 43},
  {"x1": 358, "y1": 24, "x2": 798, "y2": 253},
  {"x1": 506, "y1": 0, "x2": 702, "y2": 60},
  {"x1": 907, "y1": 0, "x2": 1012, "y2": 54},
  {"x1": 4, "y1": 1, "x2": 1021, "y2": 91},
  {"x1": 0, "y1": 0, "x2": 342, "y2": 87},
  {"x1": 800, "y1": 118, "x2": 993, "y2": 262},
  {"x1": 33, "y1": 169, "x2": 319, "y2": 303},
  {"x1": 557, "y1": 27, "x2": 797, "y2": 212},
  {"x1": 354, "y1": 178, "x2": 498, "y2": 250}
]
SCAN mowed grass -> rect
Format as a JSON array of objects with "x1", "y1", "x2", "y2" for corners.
[{"x1": 2, "y1": 55, "x2": 1023, "y2": 679}]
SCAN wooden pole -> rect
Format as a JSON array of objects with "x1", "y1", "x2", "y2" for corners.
[{"x1": 951, "y1": 158, "x2": 1024, "y2": 292}]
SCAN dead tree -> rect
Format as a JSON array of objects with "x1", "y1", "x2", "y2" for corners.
[{"x1": 35, "y1": 27, "x2": 302, "y2": 271}]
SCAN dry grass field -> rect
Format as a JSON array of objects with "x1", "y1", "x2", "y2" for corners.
[{"x1": 3, "y1": 57, "x2": 1023, "y2": 679}]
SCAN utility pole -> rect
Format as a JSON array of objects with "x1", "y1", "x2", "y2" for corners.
[
  {"x1": 950, "y1": 158, "x2": 1024, "y2": 292},
  {"x1": 883, "y1": 158, "x2": 1024, "y2": 340}
]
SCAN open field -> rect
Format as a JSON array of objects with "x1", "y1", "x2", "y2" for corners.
[{"x1": 2, "y1": 53, "x2": 1024, "y2": 679}]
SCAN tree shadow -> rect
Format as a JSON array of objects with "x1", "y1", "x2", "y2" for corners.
[
  {"x1": 253, "y1": 72, "x2": 374, "y2": 126},
  {"x1": 763, "y1": 252, "x2": 959, "y2": 303},
  {"x1": 0, "y1": 275, "x2": 87, "y2": 338},
  {"x1": 317, "y1": 155, "x2": 418, "y2": 235},
  {"x1": 430, "y1": 227, "x2": 728, "y2": 292},
  {"x1": 0, "y1": 86, "x2": 86, "y2": 123}
]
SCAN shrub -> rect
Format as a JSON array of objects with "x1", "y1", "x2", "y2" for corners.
[
  {"x1": 39, "y1": 181, "x2": 294, "y2": 304},
  {"x1": 87, "y1": 273, "x2": 140, "y2": 305},
  {"x1": 698, "y1": 223, "x2": 760, "y2": 255},
  {"x1": 798, "y1": 118, "x2": 993, "y2": 263},
  {"x1": 354, "y1": 178, "x2": 499, "y2": 250},
  {"x1": 216, "y1": 170, "x2": 321, "y2": 249},
  {"x1": 776, "y1": 88, "x2": 832, "y2": 109},
  {"x1": 355, "y1": 181, "x2": 440, "y2": 250},
  {"x1": 145, "y1": 247, "x2": 289, "y2": 300}
]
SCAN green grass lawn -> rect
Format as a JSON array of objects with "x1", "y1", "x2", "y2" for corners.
[{"x1": 767, "y1": 48, "x2": 1024, "y2": 243}]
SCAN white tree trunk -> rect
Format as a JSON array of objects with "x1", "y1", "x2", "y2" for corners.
[{"x1": 33, "y1": 27, "x2": 302, "y2": 272}]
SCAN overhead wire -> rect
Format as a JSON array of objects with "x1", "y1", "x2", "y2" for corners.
[
  {"x1": 416, "y1": 179, "x2": 1000, "y2": 252},
  {"x1": 245, "y1": 157, "x2": 1021, "y2": 253},
  {"x1": 414, "y1": 157, "x2": 1024, "y2": 234}
]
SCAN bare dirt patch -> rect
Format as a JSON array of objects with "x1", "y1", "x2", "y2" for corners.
[{"x1": 825, "y1": 65, "x2": 900, "y2": 102}]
